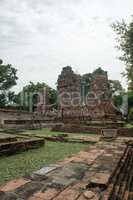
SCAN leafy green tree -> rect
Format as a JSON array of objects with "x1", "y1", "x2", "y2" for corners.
[
  {"x1": 0, "y1": 60, "x2": 18, "y2": 91},
  {"x1": 112, "y1": 19, "x2": 133, "y2": 90},
  {"x1": 7, "y1": 91, "x2": 17, "y2": 105},
  {"x1": 16, "y1": 82, "x2": 57, "y2": 111},
  {"x1": 113, "y1": 95, "x2": 123, "y2": 107},
  {"x1": 109, "y1": 80, "x2": 123, "y2": 95},
  {"x1": 0, "y1": 59, "x2": 18, "y2": 107},
  {"x1": 0, "y1": 94, "x2": 7, "y2": 108},
  {"x1": 115, "y1": 91, "x2": 133, "y2": 117}
]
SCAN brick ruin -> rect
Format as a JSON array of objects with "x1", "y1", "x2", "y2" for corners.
[
  {"x1": 0, "y1": 66, "x2": 125, "y2": 131},
  {"x1": 57, "y1": 66, "x2": 81, "y2": 108},
  {"x1": 0, "y1": 68, "x2": 133, "y2": 200},
  {"x1": 0, "y1": 108, "x2": 58, "y2": 130},
  {"x1": 89, "y1": 72, "x2": 111, "y2": 100},
  {"x1": 0, "y1": 134, "x2": 45, "y2": 156},
  {"x1": 57, "y1": 66, "x2": 122, "y2": 124}
]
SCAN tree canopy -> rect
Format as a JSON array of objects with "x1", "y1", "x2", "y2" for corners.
[
  {"x1": 109, "y1": 80, "x2": 123, "y2": 95},
  {"x1": 0, "y1": 60, "x2": 18, "y2": 91},
  {"x1": 0, "y1": 60, "x2": 18, "y2": 107},
  {"x1": 17, "y1": 82, "x2": 57, "y2": 111},
  {"x1": 112, "y1": 19, "x2": 133, "y2": 91}
]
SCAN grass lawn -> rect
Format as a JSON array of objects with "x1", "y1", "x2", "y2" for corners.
[
  {"x1": 22, "y1": 128, "x2": 96, "y2": 138},
  {"x1": 125, "y1": 123, "x2": 133, "y2": 128},
  {"x1": 23, "y1": 128, "x2": 63, "y2": 137},
  {"x1": 0, "y1": 141, "x2": 89, "y2": 185}
]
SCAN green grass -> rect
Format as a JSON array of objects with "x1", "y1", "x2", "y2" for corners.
[
  {"x1": 22, "y1": 128, "x2": 96, "y2": 138},
  {"x1": 125, "y1": 123, "x2": 133, "y2": 128},
  {"x1": 0, "y1": 141, "x2": 88, "y2": 185},
  {"x1": 23, "y1": 128, "x2": 65, "y2": 137}
]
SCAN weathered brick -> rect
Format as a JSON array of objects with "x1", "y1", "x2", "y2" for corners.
[
  {"x1": 90, "y1": 173, "x2": 110, "y2": 186},
  {"x1": 54, "y1": 188, "x2": 81, "y2": 200},
  {"x1": 34, "y1": 188, "x2": 60, "y2": 200},
  {"x1": 78, "y1": 193, "x2": 98, "y2": 200},
  {"x1": 28, "y1": 196, "x2": 42, "y2": 200},
  {"x1": 77, "y1": 195, "x2": 86, "y2": 200},
  {"x1": 83, "y1": 191, "x2": 98, "y2": 199},
  {"x1": 0, "y1": 178, "x2": 30, "y2": 192}
]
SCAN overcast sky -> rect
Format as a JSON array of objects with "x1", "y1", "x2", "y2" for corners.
[{"x1": 0, "y1": 0, "x2": 133, "y2": 91}]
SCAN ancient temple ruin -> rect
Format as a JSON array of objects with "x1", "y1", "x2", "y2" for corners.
[
  {"x1": 89, "y1": 72, "x2": 111, "y2": 100},
  {"x1": 57, "y1": 66, "x2": 122, "y2": 123},
  {"x1": 57, "y1": 66, "x2": 81, "y2": 108}
]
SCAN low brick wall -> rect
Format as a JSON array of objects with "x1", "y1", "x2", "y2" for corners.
[
  {"x1": 0, "y1": 138, "x2": 45, "y2": 156},
  {"x1": 0, "y1": 137, "x2": 17, "y2": 144},
  {"x1": 52, "y1": 124, "x2": 102, "y2": 134},
  {"x1": 0, "y1": 109, "x2": 56, "y2": 129},
  {"x1": 52, "y1": 124, "x2": 133, "y2": 137},
  {"x1": 118, "y1": 128, "x2": 133, "y2": 137}
]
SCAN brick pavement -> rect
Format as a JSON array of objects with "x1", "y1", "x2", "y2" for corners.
[{"x1": 0, "y1": 138, "x2": 131, "y2": 200}]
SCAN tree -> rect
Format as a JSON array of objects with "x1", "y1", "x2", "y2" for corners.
[
  {"x1": 16, "y1": 82, "x2": 57, "y2": 111},
  {"x1": 112, "y1": 19, "x2": 133, "y2": 90},
  {"x1": 0, "y1": 94, "x2": 7, "y2": 108},
  {"x1": 7, "y1": 91, "x2": 17, "y2": 105},
  {"x1": 0, "y1": 59, "x2": 18, "y2": 107},
  {"x1": 0, "y1": 60, "x2": 18, "y2": 91},
  {"x1": 114, "y1": 91, "x2": 133, "y2": 117},
  {"x1": 109, "y1": 80, "x2": 123, "y2": 95}
]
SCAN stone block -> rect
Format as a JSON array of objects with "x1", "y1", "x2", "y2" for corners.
[
  {"x1": 54, "y1": 188, "x2": 81, "y2": 200},
  {"x1": 32, "y1": 165, "x2": 60, "y2": 177},
  {"x1": 90, "y1": 173, "x2": 110, "y2": 186}
]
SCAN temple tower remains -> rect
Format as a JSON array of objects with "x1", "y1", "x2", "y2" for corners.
[{"x1": 57, "y1": 66, "x2": 81, "y2": 108}]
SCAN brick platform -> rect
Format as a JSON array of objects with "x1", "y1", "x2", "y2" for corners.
[{"x1": 0, "y1": 138, "x2": 132, "y2": 200}]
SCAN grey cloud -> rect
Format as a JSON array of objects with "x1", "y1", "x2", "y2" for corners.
[{"x1": 0, "y1": 0, "x2": 132, "y2": 91}]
